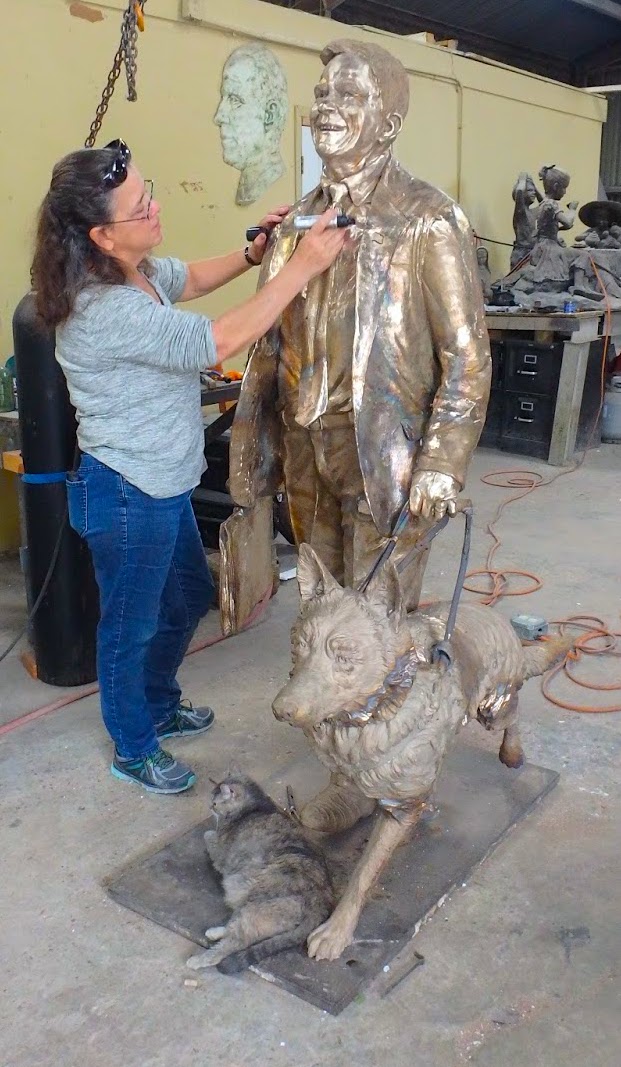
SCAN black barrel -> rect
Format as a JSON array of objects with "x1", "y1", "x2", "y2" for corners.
[{"x1": 12, "y1": 292, "x2": 99, "y2": 686}]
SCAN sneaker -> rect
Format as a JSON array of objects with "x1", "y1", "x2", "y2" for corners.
[
  {"x1": 111, "y1": 748, "x2": 196, "y2": 794},
  {"x1": 155, "y1": 699, "x2": 215, "y2": 741}
]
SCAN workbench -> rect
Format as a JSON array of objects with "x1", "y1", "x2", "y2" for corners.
[
  {"x1": 483, "y1": 309, "x2": 620, "y2": 465},
  {"x1": 200, "y1": 379, "x2": 241, "y2": 443}
]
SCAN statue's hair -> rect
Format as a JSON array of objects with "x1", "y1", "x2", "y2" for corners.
[{"x1": 539, "y1": 163, "x2": 570, "y2": 190}]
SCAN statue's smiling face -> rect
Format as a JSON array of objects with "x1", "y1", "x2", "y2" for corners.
[
  {"x1": 524, "y1": 179, "x2": 538, "y2": 206},
  {"x1": 310, "y1": 53, "x2": 387, "y2": 170}
]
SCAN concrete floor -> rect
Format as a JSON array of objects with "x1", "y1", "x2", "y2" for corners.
[{"x1": 1, "y1": 445, "x2": 620, "y2": 1067}]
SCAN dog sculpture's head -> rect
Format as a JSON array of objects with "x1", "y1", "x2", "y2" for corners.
[{"x1": 272, "y1": 544, "x2": 414, "y2": 732}]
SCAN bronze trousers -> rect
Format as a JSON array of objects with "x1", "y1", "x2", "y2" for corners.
[{"x1": 281, "y1": 414, "x2": 432, "y2": 610}]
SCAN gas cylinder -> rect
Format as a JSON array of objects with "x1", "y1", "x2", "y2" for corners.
[
  {"x1": 12, "y1": 292, "x2": 99, "y2": 686},
  {"x1": 602, "y1": 375, "x2": 621, "y2": 443}
]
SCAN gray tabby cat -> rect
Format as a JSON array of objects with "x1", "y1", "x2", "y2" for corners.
[{"x1": 186, "y1": 775, "x2": 334, "y2": 974}]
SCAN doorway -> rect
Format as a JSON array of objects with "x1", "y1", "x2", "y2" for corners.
[{"x1": 296, "y1": 109, "x2": 323, "y2": 199}]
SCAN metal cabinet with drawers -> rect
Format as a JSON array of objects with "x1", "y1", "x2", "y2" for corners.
[{"x1": 480, "y1": 329, "x2": 604, "y2": 461}]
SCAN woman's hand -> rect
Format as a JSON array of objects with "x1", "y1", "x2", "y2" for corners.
[
  {"x1": 212, "y1": 209, "x2": 350, "y2": 363},
  {"x1": 249, "y1": 204, "x2": 291, "y2": 264},
  {"x1": 291, "y1": 209, "x2": 349, "y2": 282}
]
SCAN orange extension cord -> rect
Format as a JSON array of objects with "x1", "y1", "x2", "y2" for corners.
[{"x1": 466, "y1": 255, "x2": 621, "y2": 713}]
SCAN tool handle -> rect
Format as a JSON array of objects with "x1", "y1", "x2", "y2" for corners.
[
  {"x1": 293, "y1": 214, "x2": 356, "y2": 231},
  {"x1": 245, "y1": 225, "x2": 270, "y2": 242}
]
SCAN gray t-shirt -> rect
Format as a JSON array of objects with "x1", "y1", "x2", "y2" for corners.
[{"x1": 55, "y1": 257, "x2": 218, "y2": 498}]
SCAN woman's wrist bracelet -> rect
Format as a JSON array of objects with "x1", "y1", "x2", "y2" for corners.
[{"x1": 244, "y1": 246, "x2": 259, "y2": 267}]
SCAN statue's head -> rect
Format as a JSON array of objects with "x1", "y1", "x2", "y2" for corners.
[
  {"x1": 214, "y1": 44, "x2": 288, "y2": 172},
  {"x1": 476, "y1": 246, "x2": 489, "y2": 267},
  {"x1": 539, "y1": 164, "x2": 570, "y2": 201},
  {"x1": 310, "y1": 39, "x2": 409, "y2": 174},
  {"x1": 578, "y1": 200, "x2": 621, "y2": 234},
  {"x1": 590, "y1": 205, "x2": 612, "y2": 231},
  {"x1": 512, "y1": 173, "x2": 539, "y2": 207}
]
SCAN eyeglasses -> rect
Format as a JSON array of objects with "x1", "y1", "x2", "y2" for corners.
[
  {"x1": 102, "y1": 138, "x2": 131, "y2": 188},
  {"x1": 108, "y1": 179, "x2": 155, "y2": 225},
  {"x1": 93, "y1": 139, "x2": 155, "y2": 229}
]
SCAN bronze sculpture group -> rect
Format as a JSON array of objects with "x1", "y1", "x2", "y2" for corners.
[
  {"x1": 217, "y1": 38, "x2": 566, "y2": 963},
  {"x1": 498, "y1": 165, "x2": 621, "y2": 309}
]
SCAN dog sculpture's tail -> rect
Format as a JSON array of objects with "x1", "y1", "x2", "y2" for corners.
[{"x1": 522, "y1": 634, "x2": 574, "y2": 681}]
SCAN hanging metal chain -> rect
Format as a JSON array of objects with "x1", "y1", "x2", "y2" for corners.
[{"x1": 84, "y1": 2, "x2": 147, "y2": 149}]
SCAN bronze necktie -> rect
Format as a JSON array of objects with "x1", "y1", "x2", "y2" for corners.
[{"x1": 296, "y1": 182, "x2": 350, "y2": 427}]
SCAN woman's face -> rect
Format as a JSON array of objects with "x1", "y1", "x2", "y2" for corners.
[{"x1": 93, "y1": 164, "x2": 162, "y2": 264}]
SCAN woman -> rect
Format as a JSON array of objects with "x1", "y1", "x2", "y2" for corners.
[{"x1": 31, "y1": 139, "x2": 345, "y2": 795}]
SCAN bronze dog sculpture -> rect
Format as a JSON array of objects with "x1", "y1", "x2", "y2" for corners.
[{"x1": 272, "y1": 544, "x2": 571, "y2": 961}]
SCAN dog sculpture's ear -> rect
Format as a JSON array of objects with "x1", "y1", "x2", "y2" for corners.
[
  {"x1": 365, "y1": 562, "x2": 405, "y2": 629},
  {"x1": 297, "y1": 543, "x2": 340, "y2": 601}
]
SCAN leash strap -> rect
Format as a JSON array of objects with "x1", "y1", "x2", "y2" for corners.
[
  {"x1": 357, "y1": 497, "x2": 474, "y2": 667},
  {"x1": 431, "y1": 506, "x2": 473, "y2": 666},
  {"x1": 358, "y1": 504, "x2": 450, "y2": 593}
]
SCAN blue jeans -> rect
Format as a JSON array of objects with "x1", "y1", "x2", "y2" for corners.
[{"x1": 66, "y1": 455, "x2": 214, "y2": 759}]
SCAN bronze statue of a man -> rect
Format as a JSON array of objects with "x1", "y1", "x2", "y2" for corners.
[{"x1": 228, "y1": 39, "x2": 490, "y2": 613}]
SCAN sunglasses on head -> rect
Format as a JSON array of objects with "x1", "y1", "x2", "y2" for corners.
[{"x1": 102, "y1": 139, "x2": 131, "y2": 188}]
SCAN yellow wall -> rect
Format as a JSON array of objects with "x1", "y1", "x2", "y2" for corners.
[{"x1": 0, "y1": 0, "x2": 607, "y2": 356}]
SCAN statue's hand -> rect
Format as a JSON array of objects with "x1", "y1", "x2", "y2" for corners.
[{"x1": 409, "y1": 470, "x2": 460, "y2": 521}]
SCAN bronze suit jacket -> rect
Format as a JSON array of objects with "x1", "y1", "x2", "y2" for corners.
[{"x1": 228, "y1": 157, "x2": 491, "y2": 538}]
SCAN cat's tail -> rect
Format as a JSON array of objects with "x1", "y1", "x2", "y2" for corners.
[{"x1": 216, "y1": 927, "x2": 306, "y2": 975}]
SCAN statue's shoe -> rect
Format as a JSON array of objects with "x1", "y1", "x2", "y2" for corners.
[{"x1": 300, "y1": 775, "x2": 376, "y2": 833}]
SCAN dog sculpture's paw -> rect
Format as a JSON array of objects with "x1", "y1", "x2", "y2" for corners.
[{"x1": 307, "y1": 913, "x2": 356, "y2": 961}]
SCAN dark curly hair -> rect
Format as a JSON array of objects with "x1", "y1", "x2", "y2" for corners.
[{"x1": 31, "y1": 147, "x2": 128, "y2": 329}]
